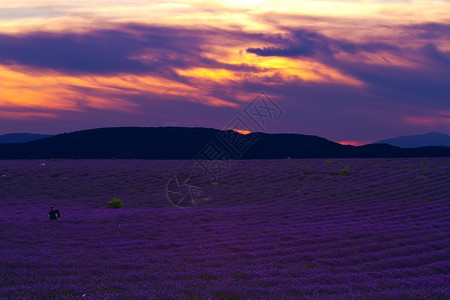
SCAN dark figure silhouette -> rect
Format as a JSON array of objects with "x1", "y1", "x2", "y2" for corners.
[{"x1": 48, "y1": 205, "x2": 60, "y2": 220}]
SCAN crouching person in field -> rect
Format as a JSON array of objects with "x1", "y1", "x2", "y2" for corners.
[{"x1": 48, "y1": 205, "x2": 61, "y2": 221}]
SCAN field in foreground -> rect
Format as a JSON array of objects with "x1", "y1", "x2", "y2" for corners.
[{"x1": 0, "y1": 158, "x2": 449, "y2": 299}]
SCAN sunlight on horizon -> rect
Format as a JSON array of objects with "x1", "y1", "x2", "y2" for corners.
[{"x1": 0, "y1": 0, "x2": 448, "y2": 140}]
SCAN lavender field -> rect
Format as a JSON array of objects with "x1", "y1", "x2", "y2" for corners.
[{"x1": 1, "y1": 158, "x2": 449, "y2": 299}]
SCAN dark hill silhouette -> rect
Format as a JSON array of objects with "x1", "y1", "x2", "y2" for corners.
[
  {"x1": 0, "y1": 133, "x2": 54, "y2": 144},
  {"x1": 373, "y1": 132, "x2": 450, "y2": 148},
  {"x1": 0, "y1": 127, "x2": 449, "y2": 159}
]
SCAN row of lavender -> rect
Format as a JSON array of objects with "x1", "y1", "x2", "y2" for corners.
[{"x1": 1, "y1": 158, "x2": 449, "y2": 298}]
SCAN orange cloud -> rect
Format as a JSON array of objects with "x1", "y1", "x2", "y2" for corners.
[
  {"x1": 0, "y1": 64, "x2": 242, "y2": 121},
  {"x1": 0, "y1": 111, "x2": 57, "y2": 120},
  {"x1": 0, "y1": 0, "x2": 448, "y2": 141}
]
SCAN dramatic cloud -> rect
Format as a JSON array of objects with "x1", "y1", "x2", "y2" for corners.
[
  {"x1": 244, "y1": 25, "x2": 450, "y2": 110},
  {"x1": 0, "y1": 0, "x2": 449, "y2": 143},
  {"x1": 0, "y1": 26, "x2": 213, "y2": 75},
  {"x1": 246, "y1": 29, "x2": 400, "y2": 58}
]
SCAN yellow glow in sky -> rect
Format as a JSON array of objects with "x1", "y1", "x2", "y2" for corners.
[{"x1": 0, "y1": 0, "x2": 449, "y2": 140}]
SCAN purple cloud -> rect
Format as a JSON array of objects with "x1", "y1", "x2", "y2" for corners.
[
  {"x1": 404, "y1": 23, "x2": 450, "y2": 39},
  {"x1": 0, "y1": 24, "x2": 259, "y2": 76},
  {"x1": 1, "y1": 21, "x2": 449, "y2": 141},
  {"x1": 246, "y1": 29, "x2": 399, "y2": 58},
  {"x1": 421, "y1": 43, "x2": 450, "y2": 66}
]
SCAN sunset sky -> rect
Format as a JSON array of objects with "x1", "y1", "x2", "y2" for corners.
[{"x1": 0, "y1": 0, "x2": 449, "y2": 144}]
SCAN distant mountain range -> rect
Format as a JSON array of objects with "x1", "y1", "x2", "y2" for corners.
[
  {"x1": 373, "y1": 132, "x2": 450, "y2": 148},
  {"x1": 0, "y1": 133, "x2": 54, "y2": 144},
  {"x1": 0, "y1": 127, "x2": 449, "y2": 159}
]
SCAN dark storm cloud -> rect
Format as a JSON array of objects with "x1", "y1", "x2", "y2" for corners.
[
  {"x1": 247, "y1": 30, "x2": 331, "y2": 57},
  {"x1": 0, "y1": 29, "x2": 152, "y2": 74},
  {"x1": 246, "y1": 29, "x2": 399, "y2": 58},
  {"x1": 0, "y1": 24, "x2": 260, "y2": 76},
  {"x1": 248, "y1": 31, "x2": 315, "y2": 56}
]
